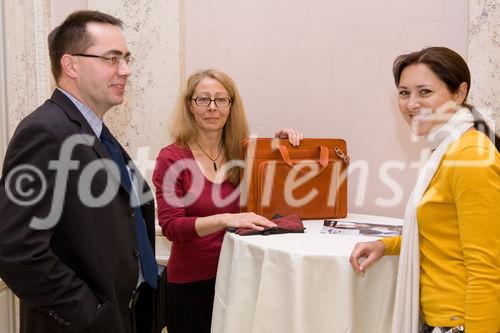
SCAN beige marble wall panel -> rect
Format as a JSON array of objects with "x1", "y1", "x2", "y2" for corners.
[
  {"x1": 88, "y1": 0, "x2": 181, "y2": 181},
  {"x1": 3, "y1": 0, "x2": 52, "y2": 138},
  {"x1": 468, "y1": 0, "x2": 500, "y2": 133}
]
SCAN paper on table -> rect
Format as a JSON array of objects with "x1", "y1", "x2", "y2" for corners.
[{"x1": 321, "y1": 220, "x2": 402, "y2": 237}]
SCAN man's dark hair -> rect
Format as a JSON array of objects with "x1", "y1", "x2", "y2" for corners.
[{"x1": 48, "y1": 10, "x2": 123, "y2": 82}]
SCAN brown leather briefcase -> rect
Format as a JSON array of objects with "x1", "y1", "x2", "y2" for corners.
[{"x1": 240, "y1": 138, "x2": 349, "y2": 220}]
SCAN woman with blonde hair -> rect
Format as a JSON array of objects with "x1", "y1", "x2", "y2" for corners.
[{"x1": 153, "y1": 68, "x2": 302, "y2": 333}]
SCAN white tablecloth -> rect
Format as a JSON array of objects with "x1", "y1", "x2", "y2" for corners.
[{"x1": 211, "y1": 214, "x2": 402, "y2": 333}]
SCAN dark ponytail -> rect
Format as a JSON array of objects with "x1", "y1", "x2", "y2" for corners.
[{"x1": 470, "y1": 108, "x2": 499, "y2": 152}]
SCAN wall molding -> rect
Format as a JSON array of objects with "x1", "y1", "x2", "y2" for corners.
[
  {"x1": 0, "y1": 2, "x2": 51, "y2": 328},
  {"x1": 0, "y1": 0, "x2": 8, "y2": 170},
  {"x1": 179, "y1": 0, "x2": 186, "y2": 87},
  {"x1": 3, "y1": 0, "x2": 52, "y2": 137},
  {"x1": 33, "y1": 0, "x2": 52, "y2": 105},
  {"x1": 0, "y1": 281, "x2": 17, "y2": 333}
]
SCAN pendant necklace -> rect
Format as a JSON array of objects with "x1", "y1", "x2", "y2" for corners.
[{"x1": 195, "y1": 141, "x2": 223, "y2": 171}]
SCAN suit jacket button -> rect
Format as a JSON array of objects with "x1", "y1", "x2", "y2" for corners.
[
  {"x1": 53, "y1": 313, "x2": 60, "y2": 320},
  {"x1": 58, "y1": 318, "x2": 65, "y2": 325},
  {"x1": 128, "y1": 208, "x2": 135, "y2": 218},
  {"x1": 48, "y1": 310, "x2": 55, "y2": 317},
  {"x1": 64, "y1": 321, "x2": 71, "y2": 327},
  {"x1": 133, "y1": 247, "x2": 140, "y2": 258}
]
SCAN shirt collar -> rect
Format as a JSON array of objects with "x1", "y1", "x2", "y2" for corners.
[{"x1": 57, "y1": 87, "x2": 103, "y2": 138}]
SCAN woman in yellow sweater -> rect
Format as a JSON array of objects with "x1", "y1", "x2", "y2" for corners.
[{"x1": 349, "y1": 47, "x2": 500, "y2": 333}]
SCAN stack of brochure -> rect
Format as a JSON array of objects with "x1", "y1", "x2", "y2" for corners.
[{"x1": 321, "y1": 220, "x2": 402, "y2": 237}]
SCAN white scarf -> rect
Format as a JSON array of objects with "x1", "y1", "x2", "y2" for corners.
[{"x1": 391, "y1": 107, "x2": 474, "y2": 333}]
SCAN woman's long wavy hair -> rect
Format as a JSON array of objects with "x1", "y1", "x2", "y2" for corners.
[
  {"x1": 170, "y1": 69, "x2": 249, "y2": 184},
  {"x1": 393, "y1": 46, "x2": 499, "y2": 151}
]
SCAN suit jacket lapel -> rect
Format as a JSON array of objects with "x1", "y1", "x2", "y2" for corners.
[
  {"x1": 50, "y1": 90, "x2": 109, "y2": 158},
  {"x1": 50, "y1": 90, "x2": 130, "y2": 197}
]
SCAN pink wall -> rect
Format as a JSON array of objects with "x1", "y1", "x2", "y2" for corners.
[
  {"x1": 51, "y1": 0, "x2": 88, "y2": 27},
  {"x1": 184, "y1": 0, "x2": 468, "y2": 217}
]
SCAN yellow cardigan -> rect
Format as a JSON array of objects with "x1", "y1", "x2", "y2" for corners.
[{"x1": 381, "y1": 130, "x2": 500, "y2": 333}]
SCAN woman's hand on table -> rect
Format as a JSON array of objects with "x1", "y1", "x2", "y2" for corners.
[
  {"x1": 274, "y1": 128, "x2": 303, "y2": 146},
  {"x1": 221, "y1": 212, "x2": 277, "y2": 231},
  {"x1": 349, "y1": 241, "x2": 386, "y2": 273},
  {"x1": 195, "y1": 212, "x2": 277, "y2": 237}
]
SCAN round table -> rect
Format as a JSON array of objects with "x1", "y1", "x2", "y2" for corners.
[{"x1": 211, "y1": 213, "x2": 402, "y2": 333}]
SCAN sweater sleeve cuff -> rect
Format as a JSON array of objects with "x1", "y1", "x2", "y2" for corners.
[{"x1": 380, "y1": 236, "x2": 401, "y2": 255}]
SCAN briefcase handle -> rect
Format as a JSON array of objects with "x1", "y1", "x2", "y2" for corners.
[{"x1": 277, "y1": 145, "x2": 330, "y2": 174}]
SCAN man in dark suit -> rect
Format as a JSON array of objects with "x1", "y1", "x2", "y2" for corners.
[{"x1": 0, "y1": 10, "x2": 158, "y2": 332}]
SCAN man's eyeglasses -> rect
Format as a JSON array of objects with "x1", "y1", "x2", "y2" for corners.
[
  {"x1": 191, "y1": 97, "x2": 231, "y2": 108},
  {"x1": 71, "y1": 53, "x2": 134, "y2": 67}
]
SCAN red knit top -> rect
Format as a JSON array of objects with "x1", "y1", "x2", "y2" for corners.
[{"x1": 152, "y1": 143, "x2": 239, "y2": 283}]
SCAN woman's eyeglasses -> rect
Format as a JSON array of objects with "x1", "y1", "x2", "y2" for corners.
[{"x1": 191, "y1": 97, "x2": 231, "y2": 108}]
